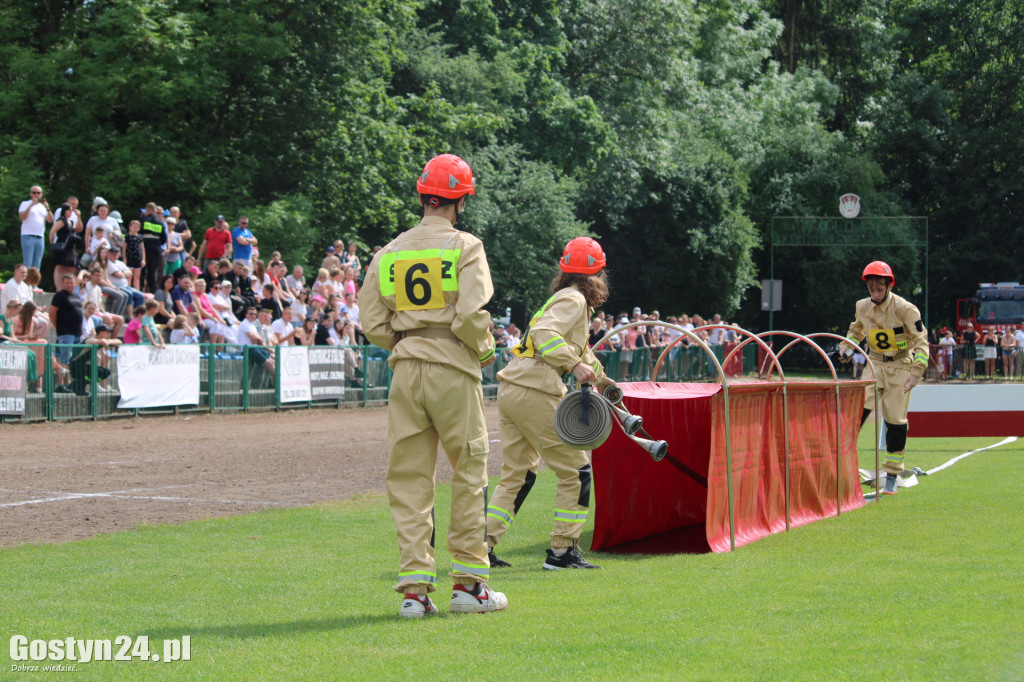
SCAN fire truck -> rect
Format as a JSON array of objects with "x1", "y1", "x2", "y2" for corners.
[{"x1": 956, "y1": 282, "x2": 1024, "y2": 333}]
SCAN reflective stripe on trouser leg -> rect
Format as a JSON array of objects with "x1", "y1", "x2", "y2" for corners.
[
  {"x1": 487, "y1": 383, "x2": 543, "y2": 548},
  {"x1": 551, "y1": 462, "x2": 591, "y2": 548},
  {"x1": 387, "y1": 360, "x2": 490, "y2": 591},
  {"x1": 486, "y1": 470, "x2": 537, "y2": 540}
]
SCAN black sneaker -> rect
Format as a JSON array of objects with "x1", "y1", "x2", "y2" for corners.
[
  {"x1": 543, "y1": 547, "x2": 601, "y2": 570},
  {"x1": 488, "y1": 548, "x2": 511, "y2": 568}
]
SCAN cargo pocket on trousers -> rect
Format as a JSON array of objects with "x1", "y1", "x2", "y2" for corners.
[{"x1": 468, "y1": 432, "x2": 489, "y2": 458}]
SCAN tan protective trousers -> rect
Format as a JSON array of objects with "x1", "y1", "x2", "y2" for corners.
[
  {"x1": 487, "y1": 382, "x2": 591, "y2": 550},
  {"x1": 386, "y1": 359, "x2": 490, "y2": 595},
  {"x1": 863, "y1": 360, "x2": 913, "y2": 475}
]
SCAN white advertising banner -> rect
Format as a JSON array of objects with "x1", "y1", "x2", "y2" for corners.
[
  {"x1": 278, "y1": 345, "x2": 311, "y2": 403},
  {"x1": 0, "y1": 345, "x2": 29, "y2": 416},
  {"x1": 117, "y1": 345, "x2": 200, "y2": 409}
]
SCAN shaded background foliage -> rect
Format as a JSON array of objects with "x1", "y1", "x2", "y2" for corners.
[{"x1": 2, "y1": 0, "x2": 1021, "y2": 332}]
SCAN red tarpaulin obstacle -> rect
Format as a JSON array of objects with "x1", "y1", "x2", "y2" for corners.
[{"x1": 591, "y1": 380, "x2": 868, "y2": 554}]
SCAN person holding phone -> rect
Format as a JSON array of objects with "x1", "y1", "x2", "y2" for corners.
[{"x1": 18, "y1": 185, "x2": 52, "y2": 270}]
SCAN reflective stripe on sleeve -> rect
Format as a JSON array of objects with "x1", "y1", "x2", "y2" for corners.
[{"x1": 538, "y1": 336, "x2": 568, "y2": 357}]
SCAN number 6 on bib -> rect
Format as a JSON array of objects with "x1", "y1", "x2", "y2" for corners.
[{"x1": 395, "y1": 257, "x2": 445, "y2": 310}]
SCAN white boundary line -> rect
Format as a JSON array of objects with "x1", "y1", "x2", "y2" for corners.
[{"x1": 0, "y1": 484, "x2": 275, "y2": 509}]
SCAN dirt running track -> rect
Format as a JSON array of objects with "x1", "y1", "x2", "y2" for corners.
[{"x1": 0, "y1": 403, "x2": 505, "y2": 548}]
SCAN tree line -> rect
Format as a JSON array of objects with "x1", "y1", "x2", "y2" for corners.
[{"x1": 2, "y1": 0, "x2": 1020, "y2": 332}]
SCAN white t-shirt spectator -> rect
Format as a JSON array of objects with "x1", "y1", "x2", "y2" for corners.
[
  {"x1": 83, "y1": 282, "x2": 106, "y2": 311},
  {"x1": 340, "y1": 303, "x2": 360, "y2": 327},
  {"x1": 663, "y1": 326, "x2": 683, "y2": 348},
  {"x1": 19, "y1": 200, "x2": 48, "y2": 237},
  {"x1": 270, "y1": 318, "x2": 295, "y2": 345},
  {"x1": 82, "y1": 313, "x2": 103, "y2": 339},
  {"x1": 86, "y1": 215, "x2": 121, "y2": 237},
  {"x1": 1, "y1": 278, "x2": 33, "y2": 310},
  {"x1": 88, "y1": 236, "x2": 111, "y2": 258},
  {"x1": 170, "y1": 327, "x2": 200, "y2": 344},
  {"x1": 236, "y1": 318, "x2": 257, "y2": 346},
  {"x1": 211, "y1": 292, "x2": 239, "y2": 325},
  {"x1": 107, "y1": 260, "x2": 132, "y2": 287}
]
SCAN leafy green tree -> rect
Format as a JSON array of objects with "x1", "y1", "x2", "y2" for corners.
[{"x1": 461, "y1": 144, "x2": 589, "y2": 318}]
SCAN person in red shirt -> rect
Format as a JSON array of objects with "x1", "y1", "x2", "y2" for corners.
[{"x1": 198, "y1": 215, "x2": 233, "y2": 268}]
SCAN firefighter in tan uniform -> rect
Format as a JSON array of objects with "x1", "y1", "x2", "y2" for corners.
[
  {"x1": 841, "y1": 261, "x2": 929, "y2": 495},
  {"x1": 486, "y1": 237, "x2": 615, "y2": 570},
  {"x1": 361, "y1": 154, "x2": 508, "y2": 618}
]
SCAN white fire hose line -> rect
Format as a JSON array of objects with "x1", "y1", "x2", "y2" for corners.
[
  {"x1": 860, "y1": 436, "x2": 1018, "y2": 495},
  {"x1": 923, "y1": 436, "x2": 1017, "y2": 475}
]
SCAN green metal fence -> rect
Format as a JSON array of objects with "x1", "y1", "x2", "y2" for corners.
[
  {"x1": 1, "y1": 341, "x2": 761, "y2": 424},
  {"x1": 1, "y1": 343, "x2": 399, "y2": 424}
]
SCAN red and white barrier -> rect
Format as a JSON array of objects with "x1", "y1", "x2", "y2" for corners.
[{"x1": 908, "y1": 384, "x2": 1024, "y2": 437}]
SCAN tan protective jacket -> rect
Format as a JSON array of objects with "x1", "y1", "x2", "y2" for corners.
[
  {"x1": 847, "y1": 291, "x2": 929, "y2": 377},
  {"x1": 497, "y1": 286, "x2": 606, "y2": 397},
  {"x1": 361, "y1": 216, "x2": 494, "y2": 379}
]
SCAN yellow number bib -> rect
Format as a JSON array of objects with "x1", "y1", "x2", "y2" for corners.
[
  {"x1": 513, "y1": 294, "x2": 558, "y2": 358},
  {"x1": 394, "y1": 257, "x2": 445, "y2": 311},
  {"x1": 867, "y1": 328, "x2": 906, "y2": 352}
]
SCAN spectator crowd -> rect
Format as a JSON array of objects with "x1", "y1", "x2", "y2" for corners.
[{"x1": 4, "y1": 187, "x2": 375, "y2": 393}]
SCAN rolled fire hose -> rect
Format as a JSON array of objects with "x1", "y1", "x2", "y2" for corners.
[
  {"x1": 553, "y1": 385, "x2": 614, "y2": 451},
  {"x1": 554, "y1": 385, "x2": 668, "y2": 461}
]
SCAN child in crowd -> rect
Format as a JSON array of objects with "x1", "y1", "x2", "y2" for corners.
[
  {"x1": 124, "y1": 307, "x2": 143, "y2": 344},
  {"x1": 141, "y1": 300, "x2": 165, "y2": 348},
  {"x1": 343, "y1": 266, "x2": 359, "y2": 296},
  {"x1": 124, "y1": 220, "x2": 146, "y2": 289},
  {"x1": 83, "y1": 225, "x2": 110, "y2": 268},
  {"x1": 329, "y1": 268, "x2": 345, "y2": 297},
  {"x1": 169, "y1": 313, "x2": 201, "y2": 344},
  {"x1": 311, "y1": 268, "x2": 331, "y2": 298},
  {"x1": 163, "y1": 217, "x2": 184, "y2": 276}
]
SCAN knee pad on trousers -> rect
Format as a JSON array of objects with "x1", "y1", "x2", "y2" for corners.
[
  {"x1": 861, "y1": 407, "x2": 872, "y2": 427},
  {"x1": 577, "y1": 464, "x2": 592, "y2": 508},
  {"x1": 885, "y1": 422, "x2": 908, "y2": 453},
  {"x1": 512, "y1": 470, "x2": 537, "y2": 515}
]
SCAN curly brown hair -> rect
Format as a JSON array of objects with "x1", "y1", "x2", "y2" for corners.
[{"x1": 549, "y1": 269, "x2": 609, "y2": 308}]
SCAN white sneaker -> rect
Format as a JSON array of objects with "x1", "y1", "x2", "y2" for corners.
[
  {"x1": 450, "y1": 582, "x2": 508, "y2": 613},
  {"x1": 398, "y1": 594, "x2": 438, "y2": 619}
]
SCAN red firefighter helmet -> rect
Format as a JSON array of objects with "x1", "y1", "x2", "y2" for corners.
[
  {"x1": 862, "y1": 260, "x2": 894, "y2": 285},
  {"x1": 560, "y1": 237, "x2": 606, "y2": 275},
  {"x1": 416, "y1": 154, "x2": 475, "y2": 199}
]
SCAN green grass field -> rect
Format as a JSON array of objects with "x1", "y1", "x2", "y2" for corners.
[{"x1": 3, "y1": 433, "x2": 1022, "y2": 680}]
